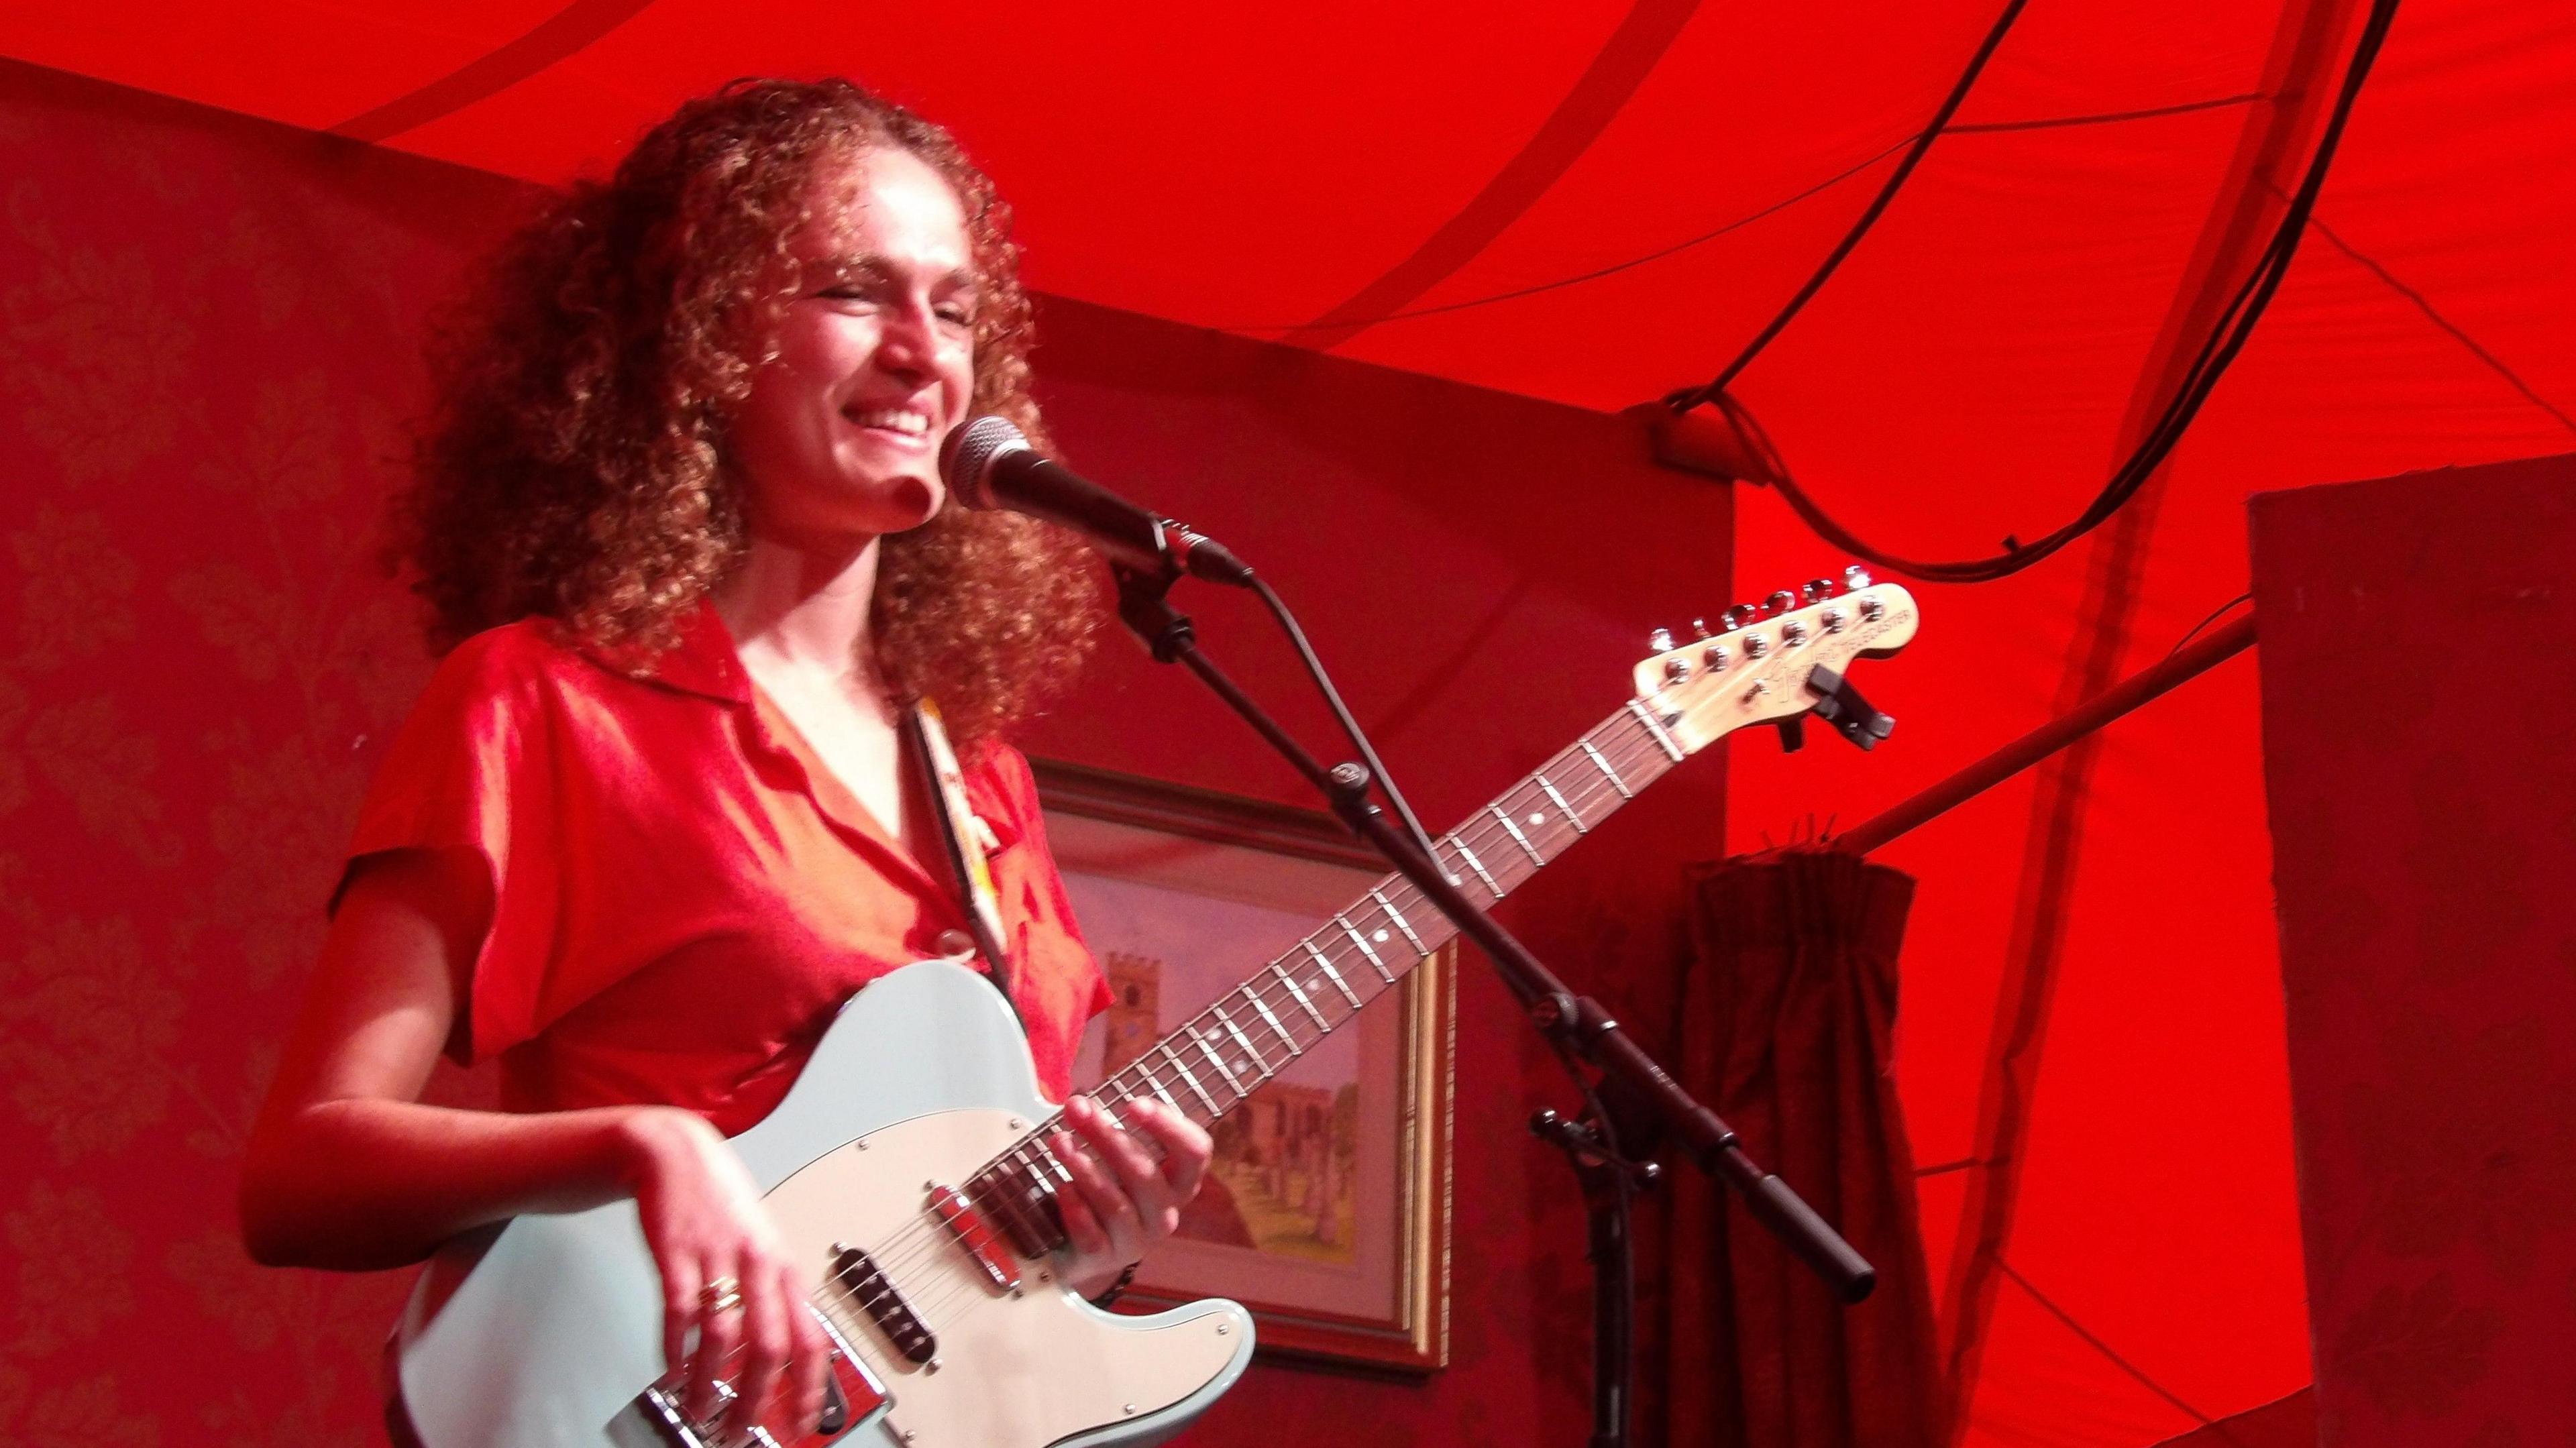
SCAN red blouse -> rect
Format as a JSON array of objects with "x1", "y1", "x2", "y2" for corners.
[{"x1": 343, "y1": 605, "x2": 1108, "y2": 1135}]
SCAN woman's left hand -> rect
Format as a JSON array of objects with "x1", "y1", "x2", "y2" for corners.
[{"x1": 1051, "y1": 1094, "x2": 1214, "y2": 1299}]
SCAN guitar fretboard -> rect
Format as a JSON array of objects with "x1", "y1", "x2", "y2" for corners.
[{"x1": 962, "y1": 698, "x2": 1690, "y2": 1254}]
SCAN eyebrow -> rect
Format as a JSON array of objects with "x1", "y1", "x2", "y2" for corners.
[{"x1": 810, "y1": 254, "x2": 980, "y2": 296}]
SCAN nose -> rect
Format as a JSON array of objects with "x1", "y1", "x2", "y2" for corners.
[{"x1": 873, "y1": 297, "x2": 941, "y2": 381}]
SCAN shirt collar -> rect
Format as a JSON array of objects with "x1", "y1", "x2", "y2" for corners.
[
  {"x1": 580, "y1": 600, "x2": 754, "y2": 706},
  {"x1": 598, "y1": 601, "x2": 1028, "y2": 852}
]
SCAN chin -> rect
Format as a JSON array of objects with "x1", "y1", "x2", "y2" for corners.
[{"x1": 879, "y1": 474, "x2": 944, "y2": 531}]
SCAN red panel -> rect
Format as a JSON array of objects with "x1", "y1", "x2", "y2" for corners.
[{"x1": 2253, "y1": 455, "x2": 2576, "y2": 1447}]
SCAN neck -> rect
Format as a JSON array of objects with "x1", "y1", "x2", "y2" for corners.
[{"x1": 714, "y1": 531, "x2": 885, "y2": 685}]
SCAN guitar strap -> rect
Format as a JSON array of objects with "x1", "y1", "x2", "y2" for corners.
[{"x1": 903, "y1": 698, "x2": 1022, "y2": 1019}]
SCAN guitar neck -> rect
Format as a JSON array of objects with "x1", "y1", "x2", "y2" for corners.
[
  {"x1": 960, "y1": 576, "x2": 1917, "y2": 1253},
  {"x1": 965, "y1": 704, "x2": 1683, "y2": 1232},
  {"x1": 1092, "y1": 698, "x2": 1684, "y2": 1128}
]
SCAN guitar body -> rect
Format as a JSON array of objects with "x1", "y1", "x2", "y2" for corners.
[{"x1": 392, "y1": 961, "x2": 1255, "y2": 1448}]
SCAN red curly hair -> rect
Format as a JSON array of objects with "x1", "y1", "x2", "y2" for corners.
[{"x1": 396, "y1": 78, "x2": 1102, "y2": 742}]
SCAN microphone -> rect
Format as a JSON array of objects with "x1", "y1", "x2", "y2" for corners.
[{"x1": 938, "y1": 416, "x2": 1254, "y2": 588}]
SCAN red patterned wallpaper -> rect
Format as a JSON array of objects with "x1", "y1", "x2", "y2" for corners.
[{"x1": 0, "y1": 59, "x2": 541, "y2": 1442}]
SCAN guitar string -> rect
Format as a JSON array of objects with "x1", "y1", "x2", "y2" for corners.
[
  {"x1": 841, "y1": 712, "x2": 1668, "y2": 1305},
  {"x1": 859, "y1": 708, "x2": 1701, "y2": 1334},
  {"x1": 839, "y1": 709, "x2": 1695, "y2": 1327},
  {"x1": 887, "y1": 725, "x2": 1679, "y2": 1333},
  {"x1": 682, "y1": 639, "x2": 1851, "y2": 1400},
  {"x1": 830, "y1": 735, "x2": 1656, "y2": 1331},
  {"x1": 869, "y1": 718, "x2": 1688, "y2": 1330}
]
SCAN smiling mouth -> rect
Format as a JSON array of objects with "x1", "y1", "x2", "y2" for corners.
[{"x1": 845, "y1": 406, "x2": 933, "y2": 439}]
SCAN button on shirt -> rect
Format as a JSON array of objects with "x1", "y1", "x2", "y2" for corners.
[{"x1": 341, "y1": 605, "x2": 1109, "y2": 1135}]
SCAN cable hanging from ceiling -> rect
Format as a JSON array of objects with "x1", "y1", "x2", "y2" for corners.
[
  {"x1": 1672, "y1": 0, "x2": 2404, "y2": 586},
  {"x1": 1206, "y1": 93, "x2": 2257, "y2": 339},
  {"x1": 1664, "y1": 0, "x2": 2031, "y2": 412}
]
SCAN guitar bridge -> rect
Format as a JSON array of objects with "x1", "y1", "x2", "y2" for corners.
[{"x1": 625, "y1": 1302, "x2": 885, "y2": 1446}]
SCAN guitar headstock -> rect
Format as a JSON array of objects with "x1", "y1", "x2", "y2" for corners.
[{"x1": 1629, "y1": 568, "x2": 1920, "y2": 754}]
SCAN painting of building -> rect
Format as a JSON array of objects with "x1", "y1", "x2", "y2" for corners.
[{"x1": 1100, "y1": 949, "x2": 1161, "y2": 1077}]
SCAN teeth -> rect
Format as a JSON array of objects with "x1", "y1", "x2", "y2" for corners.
[{"x1": 849, "y1": 408, "x2": 930, "y2": 435}]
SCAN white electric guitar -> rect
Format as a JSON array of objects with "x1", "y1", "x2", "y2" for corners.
[{"x1": 390, "y1": 575, "x2": 1919, "y2": 1448}]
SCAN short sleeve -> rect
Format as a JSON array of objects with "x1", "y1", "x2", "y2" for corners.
[{"x1": 339, "y1": 626, "x2": 564, "y2": 1065}]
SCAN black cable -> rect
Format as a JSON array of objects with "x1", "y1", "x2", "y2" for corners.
[
  {"x1": 1729, "y1": 0, "x2": 2402, "y2": 586},
  {"x1": 1246, "y1": 574, "x2": 1446, "y2": 869},
  {"x1": 1220, "y1": 137, "x2": 1913, "y2": 336},
  {"x1": 1203, "y1": 91, "x2": 2262, "y2": 340},
  {"x1": 2168, "y1": 590, "x2": 2253, "y2": 658},
  {"x1": 1666, "y1": 0, "x2": 2032, "y2": 412}
]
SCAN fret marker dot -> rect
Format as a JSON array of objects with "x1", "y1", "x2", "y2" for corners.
[
  {"x1": 1529, "y1": 812, "x2": 1545, "y2": 826},
  {"x1": 1373, "y1": 929, "x2": 1389, "y2": 944}
]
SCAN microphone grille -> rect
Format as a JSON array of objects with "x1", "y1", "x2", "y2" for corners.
[{"x1": 941, "y1": 414, "x2": 1031, "y2": 508}]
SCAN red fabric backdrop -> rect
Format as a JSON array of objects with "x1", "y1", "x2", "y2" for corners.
[{"x1": 1670, "y1": 850, "x2": 1941, "y2": 1447}]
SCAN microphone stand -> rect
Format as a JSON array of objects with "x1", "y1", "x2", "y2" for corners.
[{"x1": 1112, "y1": 569, "x2": 1875, "y2": 1448}]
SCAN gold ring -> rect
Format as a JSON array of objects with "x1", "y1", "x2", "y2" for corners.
[{"x1": 700, "y1": 1277, "x2": 744, "y2": 1315}]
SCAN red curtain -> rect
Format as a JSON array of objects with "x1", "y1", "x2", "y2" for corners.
[{"x1": 1663, "y1": 849, "x2": 1941, "y2": 1447}]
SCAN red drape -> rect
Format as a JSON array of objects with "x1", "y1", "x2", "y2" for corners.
[{"x1": 1664, "y1": 848, "x2": 1941, "y2": 1447}]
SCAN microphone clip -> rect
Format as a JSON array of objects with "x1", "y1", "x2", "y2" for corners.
[{"x1": 1112, "y1": 566, "x2": 1197, "y2": 665}]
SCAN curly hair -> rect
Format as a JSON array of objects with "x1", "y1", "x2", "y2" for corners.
[{"x1": 396, "y1": 78, "x2": 1102, "y2": 742}]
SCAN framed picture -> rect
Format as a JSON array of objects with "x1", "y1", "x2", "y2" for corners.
[{"x1": 1034, "y1": 759, "x2": 1454, "y2": 1373}]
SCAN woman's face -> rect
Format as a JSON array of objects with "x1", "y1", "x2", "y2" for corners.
[{"x1": 730, "y1": 146, "x2": 979, "y2": 549}]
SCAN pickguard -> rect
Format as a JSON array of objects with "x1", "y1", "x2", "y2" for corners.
[{"x1": 392, "y1": 961, "x2": 1254, "y2": 1448}]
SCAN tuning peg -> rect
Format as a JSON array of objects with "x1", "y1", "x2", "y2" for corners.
[
  {"x1": 1648, "y1": 626, "x2": 1676, "y2": 653},
  {"x1": 1722, "y1": 604, "x2": 1761, "y2": 631},
  {"x1": 1690, "y1": 618, "x2": 1713, "y2": 640},
  {"x1": 1843, "y1": 564, "x2": 1874, "y2": 590},
  {"x1": 1765, "y1": 590, "x2": 1798, "y2": 616},
  {"x1": 1803, "y1": 577, "x2": 1837, "y2": 604}
]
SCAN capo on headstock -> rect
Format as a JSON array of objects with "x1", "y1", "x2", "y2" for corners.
[
  {"x1": 1803, "y1": 663, "x2": 1896, "y2": 750},
  {"x1": 1629, "y1": 575, "x2": 1917, "y2": 757}
]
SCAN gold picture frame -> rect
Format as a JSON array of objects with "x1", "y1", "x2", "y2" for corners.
[{"x1": 1034, "y1": 759, "x2": 1454, "y2": 1374}]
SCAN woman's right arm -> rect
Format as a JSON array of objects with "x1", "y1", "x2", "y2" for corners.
[{"x1": 239, "y1": 846, "x2": 827, "y2": 1430}]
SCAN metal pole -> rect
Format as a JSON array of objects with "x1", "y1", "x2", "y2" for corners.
[{"x1": 1835, "y1": 612, "x2": 2257, "y2": 857}]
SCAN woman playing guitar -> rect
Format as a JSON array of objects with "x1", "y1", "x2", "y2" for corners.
[{"x1": 238, "y1": 79, "x2": 1213, "y2": 1442}]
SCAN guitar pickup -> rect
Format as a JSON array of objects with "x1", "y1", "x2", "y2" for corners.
[
  {"x1": 828, "y1": 1244, "x2": 937, "y2": 1364},
  {"x1": 927, "y1": 1184, "x2": 1022, "y2": 1292},
  {"x1": 1804, "y1": 663, "x2": 1896, "y2": 750}
]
